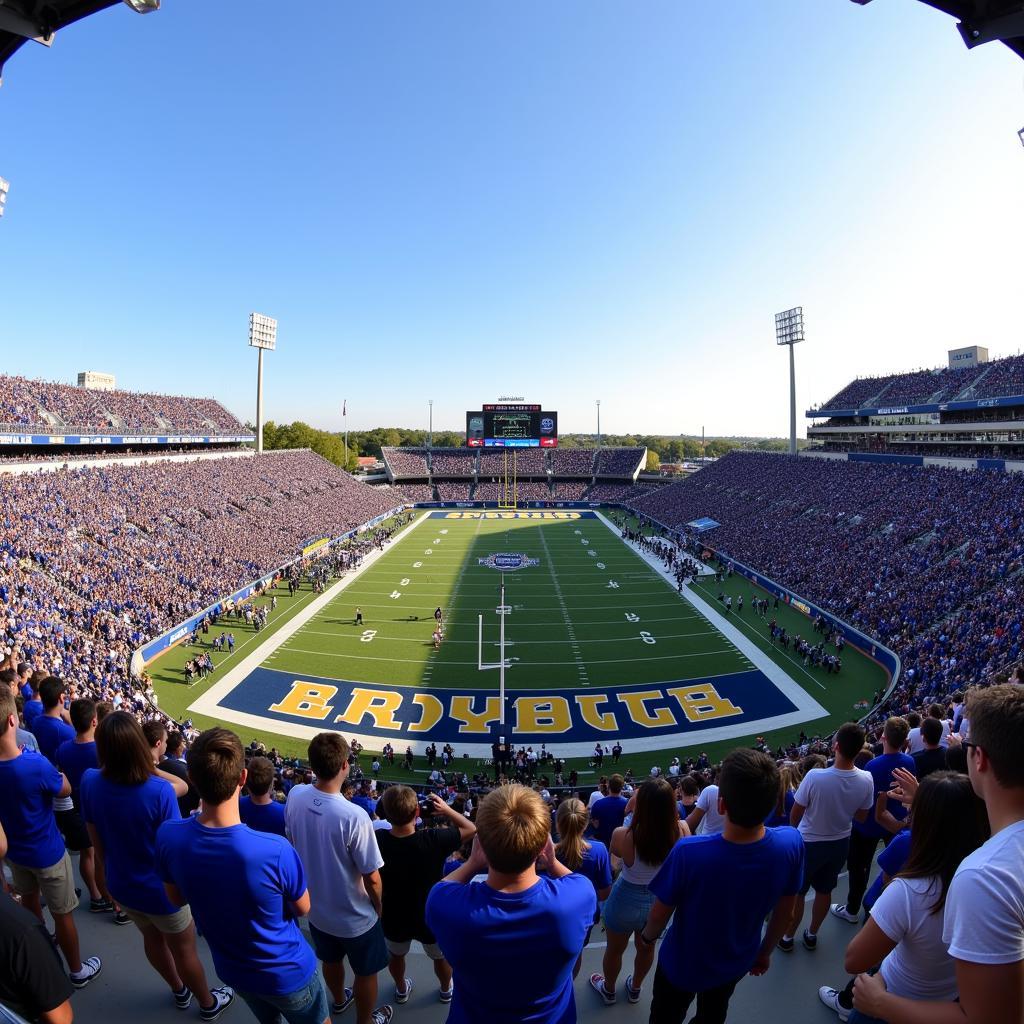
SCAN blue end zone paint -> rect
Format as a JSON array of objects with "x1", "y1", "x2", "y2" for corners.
[
  {"x1": 215, "y1": 666, "x2": 797, "y2": 746},
  {"x1": 426, "y1": 510, "x2": 598, "y2": 519}
]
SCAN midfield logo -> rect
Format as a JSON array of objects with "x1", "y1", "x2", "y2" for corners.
[{"x1": 478, "y1": 552, "x2": 540, "y2": 571}]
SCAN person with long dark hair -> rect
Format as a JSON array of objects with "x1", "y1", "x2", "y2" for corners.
[
  {"x1": 80, "y1": 712, "x2": 234, "y2": 1021},
  {"x1": 589, "y1": 777, "x2": 688, "y2": 1006},
  {"x1": 844, "y1": 771, "x2": 989, "y2": 1023}
]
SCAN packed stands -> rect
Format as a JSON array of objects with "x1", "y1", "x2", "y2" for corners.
[
  {"x1": 435, "y1": 482, "x2": 473, "y2": 501},
  {"x1": 550, "y1": 481, "x2": 587, "y2": 499},
  {"x1": 473, "y1": 480, "x2": 552, "y2": 501},
  {"x1": 394, "y1": 483, "x2": 435, "y2": 502},
  {"x1": 0, "y1": 374, "x2": 245, "y2": 434},
  {"x1": 594, "y1": 447, "x2": 646, "y2": 477},
  {"x1": 380, "y1": 447, "x2": 430, "y2": 478},
  {"x1": 550, "y1": 448, "x2": 596, "y2": 477},
  {"x1": 477, "y1": 448, "x2": 549, "y2": 475},
  {"x1": 428, "y1": 448, "x2": 478, "y2": 477},
  {"x1": 973, "y1": 353, "x2": 1024, "y2": 399}
]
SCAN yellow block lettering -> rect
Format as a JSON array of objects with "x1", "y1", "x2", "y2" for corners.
[
  {"x1": 449, "y1": 695, "x2": 503, "y2": 734},
  {"x1": 334, "y1": 688, "x2": 403, "y2": 730},
  {"x1": 269, "y1": 681, "x2": 337, "y2": 721},
  {"x1": 575, "y1": 694, "x2": 618, "y2": 731},
  {"x1": 514, "y1": 696, "x2": 572, "y2": 734},
  {"x1": 666, "y1": 686, "x2": 743, "y2": 723},
  {"x1": 408, "y1": 693, "x2": 444, "y2": 733},
  {"x1": 618, "y1": 690, "x2": 678, "y2": 729}
]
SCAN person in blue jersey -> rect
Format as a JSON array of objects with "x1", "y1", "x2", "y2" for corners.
[
  {"x1": 239, "y1": 756, "x2": 286, "y2": 836},
  {"x1": 21, "y1": 671, "x2": 44, "y2": 729},
  {"x1": 81, "y1": 712, "x2": 232, "y2": 1021},
  {"x1": 832, "y1": 717, "x2": 916, "y2": 926},
  {"x1": 641, "y1": 748, "x2": 805, "y2": 1024},
  {"x1": 0, "y1": 687, "x2": 102, "y2": 989},
  {"x1": 590, "y1": 773, "x2": 628, "y2": 848},
  {"x1": 157, "y1": 727, "x2": 329, "y2": 1024},
  {"x1": 552, "y1": 797, "x2": 612, "y2": 978},
  {"x1": 426, "y1": 783, "x2": 596, "y2": 1024},
  {"x1": 28, "y1": 677, "x2": 75, "y2": 764}
]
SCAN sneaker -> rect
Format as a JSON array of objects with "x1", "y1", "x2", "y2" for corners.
[
  {"x1": 331, "y1": 988, "x2": 354, "y2": 1014},
  {"x1": 370, "y1": 1008, "x2": 393, "y2": 1024},
  {"x1": 89, "y1": 897, "x2": 114, "y2": 913},
  {"x1": 173, "y1": 985, "x2": 193, "y2": 1011},
  {"x1": 830, "y1": 903, "x2": 860, "y2": 924},
  {"x1": 199, "y1": 987, "x2": 234, "y2": 1022},
  {"x1": 589, "y1": 974, "x2": 616, "y2": 1006},
  {"x1": 395, "y1": 979, "x2": 413, "y2": 1004},
  {"x1": 113, "y1": 910, "x2": 131, "y2": 926},
  {"x1": 439, "y1": 982, "x2": 454, "y2": 1004},
  {"x1": 625, "y1": 975, "x2": 642, "y2": 1004},
  {"x1": 69, "y1": 957, "x2": 102, "y2": 989},
  {"x1": 803, "y1": 929, "x2": 818, "y2": 951},
  {"x1": 818, "y1": 986, "x2": 852, "y2": 1022},
  {"x1": 777, "y1": 936, "x2": 794, "y2": 953}
]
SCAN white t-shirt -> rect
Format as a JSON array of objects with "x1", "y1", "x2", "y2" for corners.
[
  {"x1": 794, "y1": 766, "x2": 874, "y2": 842},
  {"x1": 872, "y1": 876, "x2": 957, "y2": 1001},
  {"x1": 907, "y1": 727, "x2": 926, "y2": 754},
  {"x1": 695, "y1": 784, "x2": 726, "y2": 835},
  {"x1": 284, "y1": 783, "x2": 384, "y2": 938},
  {"x1": 588, "y1": 790, "x2": 604, "y2": 809},
  {"x1": 944, "y1": 820, "x2": 1024, "y2": 965}
]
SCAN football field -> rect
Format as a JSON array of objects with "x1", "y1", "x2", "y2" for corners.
[{"x1": 173, "y1": 509, "x2": 886, "y2": 759}]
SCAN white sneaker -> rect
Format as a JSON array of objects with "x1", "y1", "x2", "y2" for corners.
[
  {"x1": 818, "y1": 986, "x2": 851, "y2": 1022},
  {"x1": 830, "y1": 903, "x2": 860, "y2": 924},
  {"x1": 395, "y1": 978, "x2": 413, "y2": 1004}
]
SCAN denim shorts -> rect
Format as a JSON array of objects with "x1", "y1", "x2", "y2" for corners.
[
  {"x1": 603, "y1": 877, "x2": 655, "y2": 935},
  {"x1": 237, "y1": 967, "x2": 329, "y2": 1024},
  {"x1": 309, "y1": 920, "x2": 388, "y2": 977}
]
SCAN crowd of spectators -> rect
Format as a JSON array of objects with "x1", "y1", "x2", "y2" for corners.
[
  {"x1": 593, "y1": 448, "x2": 645, "y2": 477},
  {"x1": 381, "y1": 449, "x2": 430, "y2": 479},
  {"x1": 434, "y1": 482, "x2": 472, "y2": 501},
  {"x1": 473, "y1": 481, "x2": 551, "y2": 501},
  {"x1": 550, "y1": 482, "x2": 587, "y2": 499},
  {"x1": 394, "y1": 484, "x2": 436, "y2": 503},
  {"x1": 0, "y1": 375, "x2": 245, "y2": 436},
  {"x1": 550, "y1": 449, "x2": 596, "y2": 477},
  {"x1": 426, "y1": 450, "x2": 477, "y2": 478}
]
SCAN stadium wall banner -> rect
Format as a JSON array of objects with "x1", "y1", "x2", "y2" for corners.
[
  {"x1": 808, "y1": 392, "x2": 1024, "y2": 419},
  {"x1": 0, "y1": 433, "x2": 255, "y2": 446},
  {"x1": 215, "y1": 666, "x2": 799, "y2": 745}
]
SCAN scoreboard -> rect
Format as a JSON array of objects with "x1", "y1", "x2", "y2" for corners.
[{"x1": 466, "y1": 404, "x2": 558, "y2": 448}]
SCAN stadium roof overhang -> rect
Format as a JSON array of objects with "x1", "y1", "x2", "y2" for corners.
[{"x1": 0, "y1": 1, "x2": 157, "y2": 83}]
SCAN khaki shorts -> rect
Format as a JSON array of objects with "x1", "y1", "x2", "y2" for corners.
[
  {"x1": 119, "y1": 902, "x2": 193, "y2": 935},
  {"x1": 385, "y1": 938, "x2": 445, "y2": 961},
  {"x1": 8, "y1": 851, "x2": 79, "y2": 915}
]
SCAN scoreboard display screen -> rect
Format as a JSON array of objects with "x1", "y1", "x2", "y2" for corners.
[{"x1": 466, "y1": 405, "x2": 558, "y2": 447}]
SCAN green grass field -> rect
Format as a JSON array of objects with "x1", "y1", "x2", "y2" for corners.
[{"x1": 150, "y1": 509, "x2": 889, "y2": 772}]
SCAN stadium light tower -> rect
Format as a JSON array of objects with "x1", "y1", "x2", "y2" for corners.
[
  {"x1": 248, "y1": 313, "x2": 277, "y2": 454},
  {"x1": 775, "y1": 307, "x2": 805, "y2": 455},
  {"x1": 0, "y1": 177, "x2": 9, "y2": 218},
  {"x1": 1019, "y1": 126, "x2": 1024, "y2": 148}
]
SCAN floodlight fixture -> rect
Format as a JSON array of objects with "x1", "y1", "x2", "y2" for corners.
[
  {"x1": 123, "y1": 0, "x2": 161, "y2": 12},
  {"x1": 775, "y1": 307, "x2": 805, "y2": 455},
  {"x1": 0, "y1": 177, "x2": 9, "y2": 218},
  {"x1": 248, "y1": 313, "x2": 277, "y2": 454}
]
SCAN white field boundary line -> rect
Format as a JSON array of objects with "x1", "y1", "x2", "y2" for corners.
[
  {"x1": 188, "y1": 512, "x2": 431, "y2": 721},
  {"x1": 594, "y1": 511, "x2": 827, "y2": 729}
]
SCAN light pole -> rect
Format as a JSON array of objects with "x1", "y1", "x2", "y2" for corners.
[
  {"x1": 428, "y1": 399, "x2": 433, "y2": 448},
  {"x1": 248, "y1": 313, "x2": 277, "y2": 454},
  {"x1": 596, "y1": 399, "x2": 601, "y2": 447},
  {"x1": 0, "y1": 177, "x2": 9, "y2": 218},
  {"x1": 775, "y1": 307, "x2": 805, "y2": 455}
]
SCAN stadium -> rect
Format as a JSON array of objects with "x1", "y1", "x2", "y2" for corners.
[{"x1": 1, "y1": 3, "x2": 1023, "y2": 1024}]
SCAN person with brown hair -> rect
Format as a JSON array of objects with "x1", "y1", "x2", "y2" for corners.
[
  {"x1": 426, "y1": 783, "x2": 596, "y2": 1024},
  {"x1": 590, "y1": 777, "x2": 689, "y2": 1006},
  {"x1": 376, "y1": 785, "x2": 475, "y2": 1004},
  {"x1": 239, "y1": 756, "x2": 285, "y2": 836},
  {"x1": 156, "y1": 727, "x2": 329, "y2": 1024},
  {"x1": 80, "y1": 712, "x2": 231, "y2": 1020},
  {"x1": 854, "y1": 684, "x2": 1024, "y2": 1024}
]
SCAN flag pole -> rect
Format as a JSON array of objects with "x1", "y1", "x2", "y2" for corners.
[{"x1": 343, "y1": 400, "x2": 349, "y2": 470}]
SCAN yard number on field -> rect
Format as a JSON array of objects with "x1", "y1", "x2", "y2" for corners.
[
  {"x1": 625, "y1": 612, "x2": 640, "y2": 622},
  {"x1": 607, "y1": 580, "x2": 620, "y2": 589},
  {"x1": 390, "y1": 591, "x2": 402, "y2": 599},
  {"x1": 360, "y1": 630, "x2": 377, "y2": 643},
  {"x1": 639, "y1": 631, "x2": 656, "y2": 645}
]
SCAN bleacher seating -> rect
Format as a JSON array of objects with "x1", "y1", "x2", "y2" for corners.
[
  {"x1": 429, "y1": 449, "x2": 478, "y2": 477},
  {"x1": 474, "y1": 481, "x2": 551, "y2": 501},
  {"x1": 550, "y1": 448, "x2": 596, "y2": 477},
  {"x1": 594, "y1": 447, "x2": 645, "y2": 477},
  {"x1": 381, "y1": 447, "x2": 430, "y2": 478},
  {"x1": 435, "y1": 482, "x2": 473, "y2": 501},
  {"x1": 478, "y1": 449, "x2": 548, "y2": 475}
]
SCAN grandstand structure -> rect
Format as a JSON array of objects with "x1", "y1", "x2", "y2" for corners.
[{"x1": 806, "y1": 348, "x2": 1024, "y2": 467}]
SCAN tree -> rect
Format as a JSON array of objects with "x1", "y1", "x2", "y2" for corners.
[{"x1": 645, "y1": 450, "x2": 661, "y2": 472}]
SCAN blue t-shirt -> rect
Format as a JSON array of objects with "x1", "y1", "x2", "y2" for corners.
[
  {"x1": 590, "y1": 795, "x2": 628, "y2": 846},
  {"x1": 156, "y1": 816, "x2": 315, "y2": 997},
  {"x1": 55, "y1": 740, "x2": 98, "y2": 802},
  {"x1": 351, "y1": 795, "x2": 377, "y2": 818},
  {"x1": 22, "y1": 700, "x2": 43, "y2": 728},
  {"x1": 557, "y1": 840, "x2": 613, "y2": 908},
  {"x1": 864, "y1": 828, "x2": 912, "y2": 911},
  {"x1": 764, "y1": 790, "x2": 796, "y2": 830},
  {"x1": 650, "y1": 827, "x2": 805, "y2": 993},
  {"x1": 80, "y1": 770, "x2": 181, "y2": 915},
  {"x1": 239, "y1": 796, "x2": 287, "y2": 837},
  {"x1": 853, "y1": 752, "x2": 916, "y2": 839},
  {"x1": 426, "y1": 873, "x2": 596, "y2": 1024},
  {"x1": 29, "y1": 715, "x2": 75, "y2": 765},
  {"x1": 0, "y1": 751, "x2": 66, "y2": 868}
]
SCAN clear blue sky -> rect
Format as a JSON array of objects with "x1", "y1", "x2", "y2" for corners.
[{"x1": 2, "y1": 1, "x2": 1022, "y2": 437}]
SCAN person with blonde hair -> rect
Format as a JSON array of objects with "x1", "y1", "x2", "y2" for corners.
[
  {"x1": 426, "y1": 784, "x2": 595, "y2": 1023},
  {"x1": 554, "y1": 798, "x2": 612, "y2": 977}
]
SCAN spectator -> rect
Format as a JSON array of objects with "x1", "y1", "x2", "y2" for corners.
[
  {"x1": 156, "y1": 728, "x2": 329, "y2": 1024},
  {"x1": 783, "y1": 722, "x2": 874, "y2": 951},
  {"x1": 912, "y1": 718, "x2": 948, "y2": 780},
  {"x1": 426, "y1": 784, "x2": 596, "y2": 1024},
  {"x1": 376, "y1": 787, "x2": 475, "y2": 1004},
  {"x1": 642, "y1": 749, "x2": 805, "y2": 1024},
  {"x1": 239, "y1": 757, "x2": 286, "y2": 836},
  {"x1": 682, "y1": 773, "x2": 726, "y2": 836},
  {"x1": 0, "y1": 687, "x2": 101, "y2": 988},
  {"x1": 81, "y1": 712, "x2": 231, "y2": 1020},
  {"x1": 589, "y1": 773, "x2": 628, "y2": 849},
  {"x1": 285, "y1": 733, "x2": 391, "y2": 1024},
  {"x1": 591, "y1": 778, "x2": 689, "y2": 1006},
  {"x1": 159, "y1": 731, "x2": 199, "y2": 817},
  {"x1": 853, "y1": 684, "x2": 1024, "y2": 1023}
]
